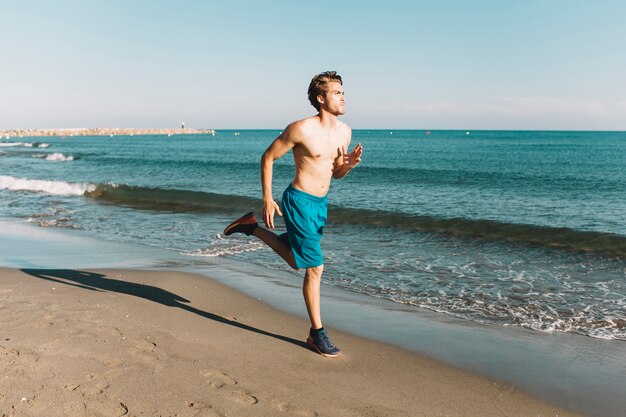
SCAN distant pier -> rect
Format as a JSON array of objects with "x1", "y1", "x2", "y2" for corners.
[{"x1": 0, "y1": 128, "x2": 216, "y2": 138}]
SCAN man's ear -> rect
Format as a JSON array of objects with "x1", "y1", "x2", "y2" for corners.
[{"x1": 317, "y1": 94, "x2": 325, "y2": 106}]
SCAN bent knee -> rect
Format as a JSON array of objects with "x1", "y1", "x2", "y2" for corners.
[
  {"x1": 306, "y1": 264, "x2": 324, "y2": 277},
  {"x1": 286, "y1": 252, "x2": 298, "y2": 270}
]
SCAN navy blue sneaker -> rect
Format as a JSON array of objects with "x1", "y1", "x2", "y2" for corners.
[
  {"x1": 307, "y1": 328, "x2": 341, "y2": 358},
  {"x1": 224, "y1": 212, "x2": 258, "y2": 236}
]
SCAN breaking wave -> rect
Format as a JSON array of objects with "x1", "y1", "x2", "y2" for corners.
[
  {"x1": 1, "y1": 177, "x2": 624, "y2": 257},
  {"x1": 0, "y1": 141, "x2": 50, "y2": 148},
  {"x1": 33, "y1": 152, "x2": 75, "y2": 161},
  {"x1": 83, "y1": 184, "x2": 626, "y2": 258},
  {"x1": 0, "y1": 175, "x2": 96, "y2": 196}
]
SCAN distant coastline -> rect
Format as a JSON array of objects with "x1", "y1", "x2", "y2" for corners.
[{"x1": 0, "y1": 128, "x2": 215, "y2": 138}]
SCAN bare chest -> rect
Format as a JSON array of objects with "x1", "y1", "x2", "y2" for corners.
[{"x1": 295, "y1": 135, "x2": 344, "y2": 163}]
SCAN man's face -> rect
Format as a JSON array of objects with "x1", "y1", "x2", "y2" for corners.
[{"x1": 319, "y1": 82, "x2": 345, "y2": 115}]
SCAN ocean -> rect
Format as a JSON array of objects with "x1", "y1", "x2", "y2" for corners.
[{"x1": 1, "y1": 129, "x2": 625, "y2": 343}]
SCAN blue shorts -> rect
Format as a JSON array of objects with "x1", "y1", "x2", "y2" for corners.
[{"x1": 278, "y1": 183, "x2": 328, "y2": 269}]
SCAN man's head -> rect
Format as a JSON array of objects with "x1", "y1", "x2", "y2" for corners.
[{"x1": 308, "y1": 71, "x2": 344, "y2": 113}]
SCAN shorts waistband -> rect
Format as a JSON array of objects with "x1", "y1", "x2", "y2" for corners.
[{"x1": 285, "y1": 183, "x2": 327, "y2": 203}]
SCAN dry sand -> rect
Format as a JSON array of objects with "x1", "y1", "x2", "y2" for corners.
[{"x1": 0, "y1": 267, "x2": 582, "y2": 417}]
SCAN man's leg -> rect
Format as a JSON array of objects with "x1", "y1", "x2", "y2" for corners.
[
  {"x1": 225, "y1": 213, "x2": 340, "y2": 357},
  {"x1": 303, "y1": 265, "x2": 323, "y2": 329},
  {"x1": 252, "y1": 227, "x2": 297, "y2": 270},
  {"x1": 224, "y1": 212, "x2": 297, "y2": 270},
  {"x1": 303, "y1": 264, "x2": 341, "y2": 357}
]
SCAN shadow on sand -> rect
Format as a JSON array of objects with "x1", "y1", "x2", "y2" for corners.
[{"x1": 21, "y1": 268, "x2": 309, "y2": 350}]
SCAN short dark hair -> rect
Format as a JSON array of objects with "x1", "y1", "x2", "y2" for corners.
[{"x1": 307, "y1": 71, "x2": 343, "y2": 111}]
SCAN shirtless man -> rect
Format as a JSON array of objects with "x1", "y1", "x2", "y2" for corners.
[{"x1": 224, "y1": 71, "x2": 362, "y2": 357}]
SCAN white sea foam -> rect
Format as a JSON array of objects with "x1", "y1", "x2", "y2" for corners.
[
  {"x1": 37, "y1": 219, "x2": 80, "y2": 229},
  {"x1": 183, "y1": 236, "x2": 265, "y2": 257},
  {"x1": 38, "y1": 152, "x2": 75, "y2": 161},
  {"x1": 0, "y1": 175, "x2": 96, "y2": 196},
  {"x1": 27, "y1": 216, "x2": 79, "y2": 229},
  {"x1": 0, "y1": 141, "x2": 49, "y2": 148}
]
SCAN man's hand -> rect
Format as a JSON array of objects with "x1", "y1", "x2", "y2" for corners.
[
  {"x1": 333, "y1": 143, "x2": 363, "y2": 179},
  {"x1": 263, "y1": 198, "x2": 282, "y2": 229},
  {"x1": 342, "y1": 143, "x2": 363, "y2": 168}
]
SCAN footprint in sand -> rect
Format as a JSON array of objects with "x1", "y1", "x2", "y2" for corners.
[
  {"x1": 63, "y1": 400, "x2": 87, "y2": 414},
  {"x1": 79, "y1": 384, "x2": 129, "y2": 416},
  {"x1": 81, "y1": 376, "x2": 110, "y2": 397},
  {"x1": 67, "y1": 375, "x2": 130, "y2": 417},
  {"x1": 86, "y1": 400, "x2": 128, "y2": 417},
  {"x1": 0, "y1": 346, "x2": 40, "y2": 377},
  {"x1": 64, "y1": 383, "x2": 81, "y2": 391},
  {"x1": 201, "y1": 370, "x2": 238, "y2": 389},
  {"x1": 131, "y1": 338, "x2": 158, "y2": 354},
  {"x1": 179, "y1": 401, "x2": 224, "y2": 417},
  {"x1": 0, "y1": 345, "x2": 20, "y2": 356},
  {"x1": 270, "y1": 399, "x2": 319, "y2": 416},
  {"x1": 201, "y1": 370, "x2": 259, "y2": 407},
  {"x1": 128, "y1": 338, "x2": 161, "y2": 365},
  {"x1": 231, "y1": 390, "x2": 258, "y2": 405}
]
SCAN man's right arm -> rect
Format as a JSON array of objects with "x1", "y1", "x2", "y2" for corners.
[{"x1": 261, "y1": 123, "x2": 299, "y2": 228}]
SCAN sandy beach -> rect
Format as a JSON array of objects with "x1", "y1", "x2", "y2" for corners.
[
  {"x1": 0, "y1": 267, "x2": 581, "y2": 417},
  {"x1": 3, "y1": 2, "x2": 626, "y2": 416}
]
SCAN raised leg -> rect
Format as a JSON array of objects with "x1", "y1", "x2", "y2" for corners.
[{"x1": 252, "y1": 227, "x2": 297, "y2": 270}]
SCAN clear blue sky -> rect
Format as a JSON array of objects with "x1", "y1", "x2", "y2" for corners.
[{"x1": 1, "y1": 1, "x2": 625, "y2": 130}]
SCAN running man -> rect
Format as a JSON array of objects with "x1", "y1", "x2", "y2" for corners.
[{"x1": 224, "y1": 71, "x2": 362, "y2": 358}]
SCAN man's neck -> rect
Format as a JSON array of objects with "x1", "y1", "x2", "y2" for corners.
[{"x1": 317, "y1": 111, "x2": 339, "y2": 130}]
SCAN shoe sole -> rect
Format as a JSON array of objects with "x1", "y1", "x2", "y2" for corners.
[
  {"x1": 223, "y1": 223, "x2": 240, "y2": 236},
  {"x1": 223, "y1": 212, "x2": 255, "y2": 236},
  {"x1": 306, "y1": 336, "x2": 340, "y2": 358}
]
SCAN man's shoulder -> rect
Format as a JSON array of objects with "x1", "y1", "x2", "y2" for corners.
[
  {"x1": 291, "y1": 116, "x2": 319, "y2": 131},
  {"x1": 337, "y1": 120, "x2": 352, "y2": 133},
  {"x1": 283, "y1": 116, "x2": 318, "y2": 139}
]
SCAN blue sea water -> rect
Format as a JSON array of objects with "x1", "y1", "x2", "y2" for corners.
[{"x1": 1, "y1": 130, "x2": 625, "y2": 340}]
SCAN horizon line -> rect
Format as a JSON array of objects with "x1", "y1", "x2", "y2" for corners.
[{"x1": 2, "y1": 127, "x2": 625, "y2": 133}]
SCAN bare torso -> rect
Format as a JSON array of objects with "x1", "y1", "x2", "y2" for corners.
[{"x1": 290, "y1": 116, "x2": 350, "y2": 197}]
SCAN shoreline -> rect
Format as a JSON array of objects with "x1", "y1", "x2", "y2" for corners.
[
  {"x1": 1, "y1": 219, "x2": 625, "y2": 416},
  {"x1": 0, "y1": 266, "x2": 582, "y2": 417},
  {"x1": 0, "y1": 127, "x2": 215, "y2": 138}
]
